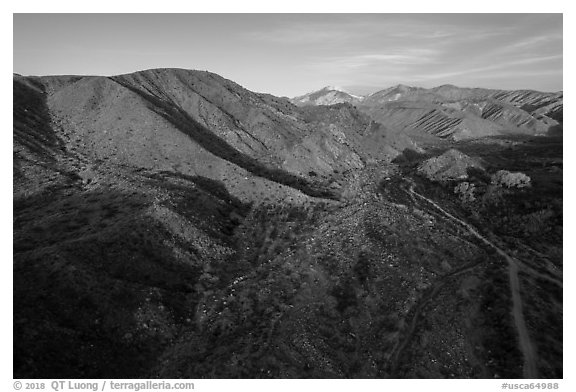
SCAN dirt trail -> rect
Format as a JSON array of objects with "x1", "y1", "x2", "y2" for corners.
[
  {"x1": 406, "y1": 182, "x2": 538, "y2": 379},
  {"x1": 388, "y1": 261, "x2": 483, "y2": 376}
]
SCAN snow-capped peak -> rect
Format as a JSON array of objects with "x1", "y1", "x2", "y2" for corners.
[
  {"x1": 322, "y1": 86, "x2": 364, "y2": 100},
  {"x1": 291, "y1": 85, "x2": 365, "y2": 106},
  {"x1": 324, "y1": 85, "x2": 347, "y2": 93}
]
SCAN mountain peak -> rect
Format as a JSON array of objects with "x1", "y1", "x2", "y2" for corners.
[
  {"x1": 323, "y1": 85, "x2": 347, "y2": 93},
  {"x1": 433, "y1": 84, "x2": 459, "y2": 91},
  {"x1": 394, "y1": 83, "x2": 413, "y2": 90},
  {"x1": 292, "y1": 85, "x2": 364, "y2": 106}
]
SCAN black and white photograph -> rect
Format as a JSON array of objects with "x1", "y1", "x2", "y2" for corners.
[{"x1": 10, "y1": 5, "x2": 567, "y2": 385}]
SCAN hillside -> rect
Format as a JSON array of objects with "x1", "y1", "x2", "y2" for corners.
[
  {"x1": 13, "y1": 69, "x2": 417, "y2": 377},
  {"x1": 13, "y1": 69, "x2": 562, "y2": 379}
]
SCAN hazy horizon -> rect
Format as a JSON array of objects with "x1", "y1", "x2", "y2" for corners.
[{"x1": 13, "y1": 14, "x2": 563, "y2": 96}]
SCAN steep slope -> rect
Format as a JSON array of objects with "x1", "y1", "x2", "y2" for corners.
[
  {"x1": 43, "y1": 69, "x2": 415, "y2": 202},
  {"x1": 14, "y1": 170, "x2": 254, "y2": 377},
  {"x1": 477, "y1": 101, "x2": 555, "y2": 135},
  {"x1": 45, "y1": 72, "x2": 322, "y2": 202},
  {"x1": 357, "y1": 85, "x2": 562, "y2": 140},
  {"x1": 490, "y1": 90, "x2": 563, "y2": 133},
  {"x1": 361, "y1": 101, "x2": 502, "y2": 141},
  {"x1": 490, "y1": 89, "x2": 563, "y2": 108},
  {"x1": 14, "y1": 73, "x2": 257, "y2": 377},
  {"x1": 13, "y1": 75, "x2": 77, "y2": 199},
  {"x1": 431, "y1": 86, "x2": 563, "y2": 125}
]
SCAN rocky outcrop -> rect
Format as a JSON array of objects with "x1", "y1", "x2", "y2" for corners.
[{"x1": 417, "y1": 149, "x2": 484, "y2": 182}]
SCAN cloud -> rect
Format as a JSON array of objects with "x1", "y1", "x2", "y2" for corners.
[
  {"x1": 243, "y1": 26, "x2": 357, "y2": 45},
  {"x1": 240, "y1": 16, "x2": 514, "y2": 47},
  {"x1": 305, "y1": 48, "x2": 443, "y2": 73},
  {"x1": 250, "y1": 15, "x2": 562, "y2": 92},
  {"x1": 353, "y1": 51, "x2": 442, "y2": 65},
  {"x1": 501, "y1": 34, "x2": 563, "y2": 52},
  {"x1": 411, "y1": 54, "x2": 563, "y2": 81}
]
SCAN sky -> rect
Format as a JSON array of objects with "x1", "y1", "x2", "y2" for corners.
[{"x1": 13, "y1": 13, "x2": 563, "y2": 97}]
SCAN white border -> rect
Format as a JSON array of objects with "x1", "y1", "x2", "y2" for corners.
[{"x1": 4, "y1": 2, "x2": 572, "y2": 390}]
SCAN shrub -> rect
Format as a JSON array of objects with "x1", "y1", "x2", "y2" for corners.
[
  {"x1": 491, "y1": 170, "x2": 531, "y2": 189},
  {"x1": 454, "y1": 182, "x2": 476, "y2": 202}
]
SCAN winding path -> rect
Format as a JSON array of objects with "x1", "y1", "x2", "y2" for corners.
[
  {"x1": 405, "y1": 181, "x2": 539, "y2": 379},
  {"x1": 388, "y1": 260, "x2": 483, "y2": 376}
]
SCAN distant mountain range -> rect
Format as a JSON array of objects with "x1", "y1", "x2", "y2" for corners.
[{"x1": 292, "y1": 84, "x2": 562, "y2": 141}]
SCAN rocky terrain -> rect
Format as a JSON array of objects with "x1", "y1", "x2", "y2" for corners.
[{"x1": 13, "y1": 69, "x2": 562, "y2": 379}]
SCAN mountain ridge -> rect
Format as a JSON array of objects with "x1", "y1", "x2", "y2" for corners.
[
  {"x1": 291, "y1": 82, "x2": 562, "y2": 141},
  {"x1": 15, "y1": 68, "x2": 421, "y2": 205}
]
